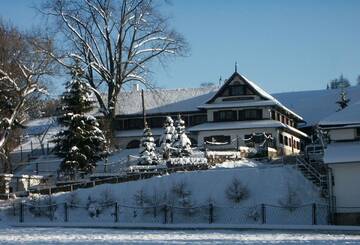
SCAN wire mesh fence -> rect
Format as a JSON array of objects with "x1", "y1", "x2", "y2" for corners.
[{"x1": 12, "y1": 201, "x2": 330, "y2": 225}]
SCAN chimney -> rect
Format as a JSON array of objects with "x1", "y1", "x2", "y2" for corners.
[{"x1": 132, "y1": 83, "x2": 140, "y2": 92}]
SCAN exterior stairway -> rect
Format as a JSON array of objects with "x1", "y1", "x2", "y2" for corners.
[{"x1": 295, "y1": 155, "x2": 329, "y2": 198}]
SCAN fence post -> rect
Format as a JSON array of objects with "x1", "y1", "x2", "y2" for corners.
[
  {"x1": 209, "y1": 203, "x2": 214, "y2": 224},
  {"x1": 163, "y1": 205, "x2": 167, "y2": 224},
  {"x1": 261, "y1": 204, "x2": 266, "y2": 224},
  {"x1": 64, "y1": 203, "x2": 68, "y2": 222},
  {"x1": 170, "y1": 207, "x2": 173, "y2": 224},
  {"x1": 312, "y1": 203, "x2": 317, "y2": 225},
  {"x1": 114, "y1": 202, "x2": 118, "y2": 223},
  {"x1": 30, "y1": 141, "x2": 33, "y2": 154},
  {"x1": 20, "y1": 145, "x2": 23, "y2": 162},
  {"x1": 49, "y1": 204, "x2": 53, "y2": 221},
  {"x1": 19, "y1": 202, "x2": 24, "y2": 223},
  {"x1": 47, "y1": 142, "x2": 49, "y2": 155},
  {"x1": 35, "y1": 162, "x2": 39, "y2": 175}
]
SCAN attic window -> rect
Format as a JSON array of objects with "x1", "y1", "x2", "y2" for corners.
[{"x1": 229, "y1": 85, "x2": 254, "y2": 96}]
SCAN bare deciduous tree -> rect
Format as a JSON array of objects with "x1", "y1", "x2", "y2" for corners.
[
  {"x1": 0, "y1": 22, "x2": 54, "y2": 172},
  {"x1": 39, "y1": 0, "x2": 188, "y2": 122}
]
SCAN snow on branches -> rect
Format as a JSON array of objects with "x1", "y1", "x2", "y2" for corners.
[
  {"x1": 54, "y1": 63, "x2": 107, "y2": 179},
  {"x1": 40, "y1": 0, "x2": 188, "y2": 118},
  {"x1": 173, "y1": 115, "x2": 192, "y2": 157},
  {"x1": 139, "y1": 123, "x2": 158, "y2": 165}
]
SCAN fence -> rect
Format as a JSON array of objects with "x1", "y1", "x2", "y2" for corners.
[{"x1": 13, "y1": 202, "x2": 329, "y2": 225}]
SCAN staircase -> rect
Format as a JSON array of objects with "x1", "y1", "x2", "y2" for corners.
[{"x1": 295, "y1": 155, "x2": 329, "y2": 198}]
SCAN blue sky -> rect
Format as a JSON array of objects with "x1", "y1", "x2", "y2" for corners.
[{"x1": 1, "y1": 0, "x2": 360, "y2": 94}]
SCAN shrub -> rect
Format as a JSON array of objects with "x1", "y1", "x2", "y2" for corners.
[
  {"x1": 278, "y1": 185, "x2": 302, "y2": 212},
  {"x1": 225, "y1": 178, "x2": 249, "y2": 204}
]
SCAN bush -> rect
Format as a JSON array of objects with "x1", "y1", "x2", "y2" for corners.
[
  {"x1": 225, "y1": 178, "x2": 249, "y2": 204},
  {"x1": 170, "y1": 181, "x2": 196, "y2": 216},
  {"x1": 66, "y1": 192, "x2": 80, "y2": 208},
  {"x1": 278, "y1": 185, "x2": 302, "y2": 212}
]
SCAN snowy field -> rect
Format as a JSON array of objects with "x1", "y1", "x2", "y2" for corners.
[{"x1": 0, "y1": 227, "x2": 360, "y2": 244}]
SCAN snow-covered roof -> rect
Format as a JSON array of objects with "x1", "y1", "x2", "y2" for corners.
[
  {"x1": 205, "y1": 72, "x2": 303, "y2": 121},
  {"x1": 324, "y1": 142, "x2": 360, "y2": 164},
  {"x1": 319, "y1": 100, "x2": 360, "y2": 127},
  {"x1": 188, "y1": 120, "x2": 308, "y2": 137},
  {"x1": 115, "y1": 87, "x2": 217, "y2": 116},
  {"x1": 112, "y1": 78, "x2": 360, "y2": 127},
  {"x1": 274, "y1": 86, "x2": 360, "y2": 127}
]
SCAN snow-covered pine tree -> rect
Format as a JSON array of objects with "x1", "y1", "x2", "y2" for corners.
[
  {"x1": 336, "y1": 88, "x2": 350, "y2": 111},
  {"x1": 173, "y1": 114, "x2": 192, "y2": 157},
  {"x1": 160, "y1": 116, "x2": 176, "y2": 159},
  {"x1": 53, "y1": 61, "x2": 107, "y2": 178},
  {"x1": 139, "y1": 122, "x2": 158, "y2": 165}
]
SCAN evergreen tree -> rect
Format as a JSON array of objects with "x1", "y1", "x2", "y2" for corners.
[
  {"x1": 336, "y1": 89, "x2": 350, "y2": 111},
  {"x1": 160, "y1": 116, "x2": 175, "y2": 160},
  {"x1": 173, "y1": 115, "x2": 192, "y2": 157},
  {"x1": 139, "y1": 122, "x2": 158, "y2": 165},
  {"x1": 329, "y1": 74, "x2": 351, "y2": 89},
  {"x1": 53, "y1": 62, "x2": 107, "y2": 178}
]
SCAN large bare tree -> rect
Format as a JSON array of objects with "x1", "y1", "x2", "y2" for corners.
[
  {"x1": 0, "y1": 22, "x2": 54, "y2": 172},
  {"x1": 40, "y1": 0, "x2": 188, "y2": 120}
]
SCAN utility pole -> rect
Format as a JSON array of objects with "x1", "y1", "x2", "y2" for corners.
[{"x1": 142, "y1": 89, "x2": 146, "y2": 128}]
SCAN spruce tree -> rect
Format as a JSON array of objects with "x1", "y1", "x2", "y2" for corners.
[
  {"x1": 139, "y1": 122, "x2": 158, "y2": 165},
  {"x1": 173, "y1": 114, "x2": 192, "y2": 157},
  {"x1": 160, "y1": 116, "x2": 175, "y2": 160},
  {"x1": 53, "y1": 62, "x2": 107, "y2": 178}
]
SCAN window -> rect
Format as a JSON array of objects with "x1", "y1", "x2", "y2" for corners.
[
  {"x1": 124, "y1": 118, "x2": 143, "y2": 129},
  {"x1": 148, "y1": 117, "x2": 165, "y2": 128},
  {"x1": 230, "y1": 85, "x2": 245, "y2": 96},
  {"x1": 284, "y1": 136, "x2": 288, "y2": 146},
  {"x1": 271, "y1": 110, "x2": 276, "y2": 120},
  {"x1": 239, "y1": 109, "x2": 262, "y2": 120},
  {"x1": 228, "y1": 85, "x2": 254, "y2": 96},
  {"x1": 189, "y1": 115, "x2": 207, "y2": 126},
  {"x1": 204, "y1": 135, "x2": 231, "y2": 144},
  {"x1": 214, "y1": 110, "x2": 237, "y2": 122},
  {"x1": 126, "y1": 140, "x2": 140, "y2": 149},
  {"x1": 357, "y1": 128, "x2": 360, "y2": 138},
  {"x1": 244, "y1": 133, "x2": 274, "y2": 147},
  {"x1": 279, "y1": 134, "x2": 283, "y2": 144}
]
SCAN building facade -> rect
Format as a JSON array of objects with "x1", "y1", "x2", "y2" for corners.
[{"x1": 114, "y1": 71, "x2": 307, "y2": 155}]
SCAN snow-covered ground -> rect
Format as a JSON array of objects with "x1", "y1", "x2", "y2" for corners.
[
  {"x1": 0, "y1": 227, "x2": 359, "y2": 244},
  {"x1": 3, "y1": 164, "x2": 326, "y2": 226}
]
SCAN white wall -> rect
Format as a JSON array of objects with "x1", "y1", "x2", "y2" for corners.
[
  {"x1": 329, "y1": 128, "x2": 357, "y2": 141},
  {"x1": 330, "y1": 163, "x2": 360, "y2": 213},
  {"x1": 278, "y1": 131, "x2": 301, "y2": 155}
]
